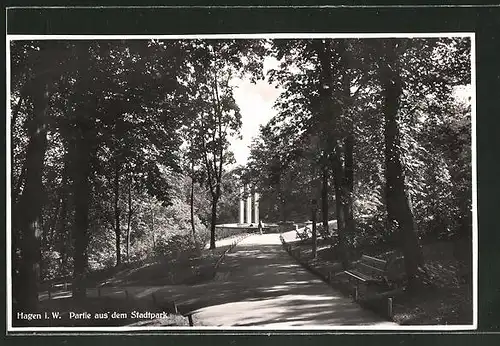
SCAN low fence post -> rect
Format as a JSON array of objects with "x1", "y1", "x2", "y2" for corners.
[{"x1": 387, "y1": 297, "x2": 393, "y2": 320}]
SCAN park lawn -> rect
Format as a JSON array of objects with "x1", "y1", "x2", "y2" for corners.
[
  {"x1": 288, "y1": 238, "x2": 473, "y2": 325},
  {"x1": 30, "y1": 233, "x2": 250, "y2": 327},
  {"x1": 93, "y1": 233, "x2": 250, "y2": 287},
  {"x1": 94, "y1": 245, "x2": 227, "y2": 287}
]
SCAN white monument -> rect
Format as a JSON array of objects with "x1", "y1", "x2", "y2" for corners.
[
  {"x1": 239, "y1": 184, "x2": 260, "y2": 225},
  {"x1": 239, "y1": 186, "x2": 245, "y2": 224}
]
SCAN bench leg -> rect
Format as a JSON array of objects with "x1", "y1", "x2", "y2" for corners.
[
  {"x1": 353, "y1": 285, "x2": 359, "y2": 302},
  {"x1": 187, "y1": 314, "x2": 193, "y2": 326}
]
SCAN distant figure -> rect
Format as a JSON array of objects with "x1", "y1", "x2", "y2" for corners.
[{"x1": 258, "y1": 220, "x2": 263, "y2": 235}]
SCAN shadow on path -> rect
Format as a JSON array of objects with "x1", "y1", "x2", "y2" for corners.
[
  {"x1": 180, "y1": 233, "x2": 397, "y2": 327},
  {"x1": 34, "y1": 234, "x2": 397, "y2": 327}
]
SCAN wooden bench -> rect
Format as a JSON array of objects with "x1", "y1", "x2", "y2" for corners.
[
  {"x1": 45, "y1": 280, "x2": 73, "y2": 299},
  {"x1": 295, "y1": 226, "x2": 312, "y2": 240},
  {"x1": 344, "y1": 254, "x2": 404, "y2": 300}
]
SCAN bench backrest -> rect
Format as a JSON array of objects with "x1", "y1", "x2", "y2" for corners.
[
  {"x1": 385, "y1": 255, "x2": 406, "y2": 282},
  {"x1": 354, "y1": 255, "x2": 387, "y2": 278},
  {"x1": 361, "y1": 255, "x2": 386, "y2": 269}
]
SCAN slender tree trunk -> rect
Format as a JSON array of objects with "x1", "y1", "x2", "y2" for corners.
[
  {"x1": 48, "y1": 154, "x2": 70, "y2": 277},
  {"x1": 321, "y1": 165, "x2": 329, "y2": 237},
  {"x1": 343, "y1": 134, "x2": 355, "y2": 237},
  {"x1": 312, "y1": 200, "x2": 318, "y2": 259},
  {"x1": 126, "y1": 175, "x2": 132, "y2": 263},
  {"x1": 12, "y1": 160, "x2": 27, "y2": 207},
  {"x1": 279, "y1": 177, "x2": 287, "y2": 223},
  {"x1": 10, "y1": 88, "x2": 28, "y2": 213},
  {"x1": 58, "y1": 194, "x2": 69, "y2": 276},
  {"x1": 190, "y1": 179, "x2": 196, "y2": 240},
  {"x1": 14, "y1": 77, "x2": 50, "y2": 311},
  {"x1": 332, "y1": 151, "x2": 349, "y2": 269},
  {"x1": 209, "y1": 189, "x2": 220, "y2": 250},
  {"x1": 190, "y1": 161, "x2": 197, "y2": 248},
  {"x1": 381, "y1": 41, "x2": 424, "y2": 286},
  {"x1": 151, "y1": 208, "x2": 156, "y2": 250},
  {"x1": 11, "y1": 83, "x2": 28, "y2": 129},
  {"x1": 71, "y1": 134, "x2": 92, "y2": 300},
  {"x1": 114, "y1": 159, "x2": 121, "y2": 267}
]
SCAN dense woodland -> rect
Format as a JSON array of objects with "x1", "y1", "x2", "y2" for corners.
[
  {"x1": 248, "y1": 38, "x2": 471, "y2": 282},
  {"x1": 10, "y1": 38, "x2": 471, "y2": 313},
  {"x1": 10, "y1": 39, "x2": 263, "y2": 310}
]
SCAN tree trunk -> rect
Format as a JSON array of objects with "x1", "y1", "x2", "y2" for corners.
[
  {"x1": 10, "y1": 85, "x2": 27, "y2": 133},
  {"x1": 58, "y1": 195, "x2": 69, "y2": 276},
  {"x1": 151, "y1": 208, "x2": 156, "y2": 250},
  {"x1": 126, "y1": 175, "x2": 132, "y2": 262},
  {"x1": 68, "y1": 42, "x2": 95, "y2": 300},
  {"x1": 338, "y1": 39, "x2": 356, "y2": 239},
  {"x1": 316, "y1": 40, "x2": 349, "y2": 269},
  {"x1": 12, "y1": 160, "x2": 27, "y2": 207},
  {"x1": 190, "y1": 161, "x2": 198, "y2": 249},
  {"x1": 53, "y1": 154, "x2": 71, "y2": 277},
  {"x1": 332, "y1": 151, "x2": 349, "y2": 269},
  {"x1": 209, "y1": 190, "x2": 220, "y2": 250},
  {"x1": 312, "y1": 200, "x2": 318, "y2": 259},
  {"x1": 71, "y1": 134, "x2": 92, "y2": 300},
  {"x1": 381, "y1": 41, "x2": 424, "y2": 285},
  {"x1": 114, "y1": 159, "x2": 121, "y2": 267},
  {"x1": 40, "y1": 197, "x2": 62, "y2": 281},
  {"x1": 279, "y1": 176, "x2": 287, "y2": 223},
  {"x1": 321, "y1": 165, "x2": 329, "y2": 237},
  {"x1": 13, "y1": 76, "x2": 50, "y2": 311},
  {"x1": 343, "y1": 134, "x2": 355, "y2": 237}
]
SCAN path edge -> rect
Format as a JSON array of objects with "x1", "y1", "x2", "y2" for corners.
[{"x1": 279, "y1": 233, "x2": 398, "y2": 323}]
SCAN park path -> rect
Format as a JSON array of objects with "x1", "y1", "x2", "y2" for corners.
[
  {"x1": 39, "y1": 233, "x2": 397, "y2": 327},
  {"x1": 186, "y1": 232, "x2": 397, "y2": 327}
]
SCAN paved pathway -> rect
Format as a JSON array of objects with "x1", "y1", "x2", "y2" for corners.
[
  {"x1": 188, "y1": 233, "x2": 397, "y2": 327},
  {"x1": 39, "y1": 233, "x2": 397, "y2": 328}
]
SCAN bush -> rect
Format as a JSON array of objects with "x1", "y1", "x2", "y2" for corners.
[{"x1": 153, "y1": 233, "x2": 196, "y2": 259}]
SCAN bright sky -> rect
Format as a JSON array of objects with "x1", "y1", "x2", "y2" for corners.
[
  {"x1": 228, "y1": 58, "x2": 472, "y2": 167},
  {"x1": 229, "y1": 57, "x2": 282, "y2": 166}
]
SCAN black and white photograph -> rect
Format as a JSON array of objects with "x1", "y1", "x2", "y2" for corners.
[{"x1": 7, "y1": 33, "x2": 475, "y2": 331}]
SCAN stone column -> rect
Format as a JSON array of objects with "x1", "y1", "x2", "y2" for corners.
[
  {"x1": 254, "y1": 192, "x2": 259, "y2": 225},
  {"x1": 239, "y1": 186, "x2": 245, "y2": 224},
  {"x1": 246, "y1": 186, "x2": 252, "y2": 224}
]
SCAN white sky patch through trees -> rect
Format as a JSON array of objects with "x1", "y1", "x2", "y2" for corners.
[
  {"x1": 229, "y1": 56, "x2": 282, "y2": 166},
  {"x1": 230, "y1": 61, "x2": 472, "y2": 167}
]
